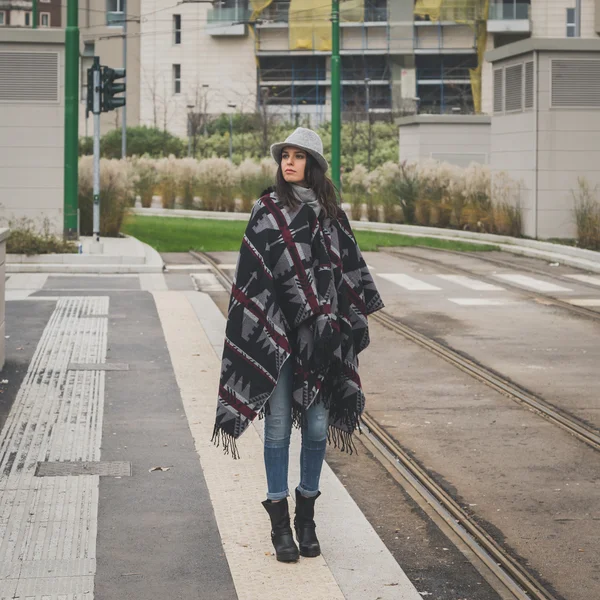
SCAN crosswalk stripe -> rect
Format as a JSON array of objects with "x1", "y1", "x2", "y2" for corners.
[
  {"x1": 567, "y1": 299, "x2": 600, "y2": 307},
  {"x1": 565, "y1": 274, "x2": 600, "y2": 286},
  {"x1": 495, "y1": 274, "x2": 572, "y2": 293},
  {"x1": 379, "y1": 273, "x2": 441, "y2": 291},
  {"x1": 436, "y1": 274, "x2": 504, "y2": 291},
  {"x1": 449, "y1": 298, "x2": 515, "y2": 306}
]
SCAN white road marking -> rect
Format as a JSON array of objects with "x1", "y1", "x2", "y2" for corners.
[
  {"x1": 379, "y1": 273, "x2": 441, "y2": 291},
  {"x1": 5, "y1": 274, "x2": 48, "y2": 290},
  {"x1": 565, "y1": 274, "x2": 600, "y2": 286},
  {"x1": 449, "y1": 298, "x2": 515, "y2": 306},
  {"x1": 567, "y1": 299, "x2": 600, "y2": 307},
  {"x1": 165, "y1": 264, "x2": 212, "y2": 271},
  {"x1": 495, "y1": 274, "x2": 572, "y2": 293},
  {"x1": 436, "y1": 275, "x2": 504, "y2": 291}
]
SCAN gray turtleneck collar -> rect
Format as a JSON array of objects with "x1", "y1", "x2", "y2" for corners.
[{"x1": 291, "y1": 184, "x2": 321, "y2": 217}]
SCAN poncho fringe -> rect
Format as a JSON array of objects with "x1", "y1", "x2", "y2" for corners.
[{"x1": 212, "y1": 192, "x2": 384, "y2": 458}]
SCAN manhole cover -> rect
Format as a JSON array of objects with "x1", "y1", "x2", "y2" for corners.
[{"x1": 35, "y1": 461, "x2": 131, "y2": 477}]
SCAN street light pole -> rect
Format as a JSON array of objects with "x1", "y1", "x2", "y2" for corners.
[
  {"x1": 365, "y1": 77, "x2": 371, "y2": 172},
  {"x1": 121, "y1": 1, "x2": 127, "y2": 158},
  {"x1": 331, "y1": 0, "x2": 341, "y2": 191},
  {"x1": 228, "y1": 103, "x2": 236, "y2": 161},
  {"x1": 64, "y1": 0, "x2": 80, "y2": 239},
  {"x1": 32, "y1": 0, "x2": 38, "y2": 28}
]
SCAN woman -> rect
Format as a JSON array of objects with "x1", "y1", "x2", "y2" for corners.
[{"x1": 212, "y1": 127, "x2": 383, "y2": 563}]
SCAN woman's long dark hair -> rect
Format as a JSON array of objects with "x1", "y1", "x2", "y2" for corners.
[{"x1": 275, "y1": 152, "x2": 341, "y2": 219}]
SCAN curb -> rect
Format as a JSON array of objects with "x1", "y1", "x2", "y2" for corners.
[{"x1": 6, "y1": 235, "x2": 165, "y2": 274}]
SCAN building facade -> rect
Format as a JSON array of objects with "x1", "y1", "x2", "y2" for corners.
[
  {"x1": 0, "y1": 0, "x2": 62, "y2": 29},
  {"x1": 73, "y1": 0, "x2": 141, "y2": 137}
]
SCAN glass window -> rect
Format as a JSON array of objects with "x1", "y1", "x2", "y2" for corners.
[
  {"x1": 173, "y1": 64, "x2": 181, "y2": 94},
  {"x1": 566, "y1": 8, "x2": 576, "y2": 37},
  {"x1": 0, "y1": 12, "x2": 5, "y2": 26},
  {"x1": 41, "y1": 13, "x2": 50, "y2": 27},
  {"x1": 107, "y1": 0, "x2": 125, "y2": 26},
  {"x1": 25, "y1": 12, "x2": 31, "y2": 26},
  {"x1": 174, "y1": 14, "x2": 181, "y2": 44}
]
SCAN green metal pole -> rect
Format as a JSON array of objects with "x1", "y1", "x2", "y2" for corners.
[
  {"x1": 331, "y1": 0, "x2": 341, "y2": 191},
  {"x1": 64, "y1": 0, "x2": 79, "y2": 239},
  {"x1": 32, "y1": 0, "x2": 38, "y2": 28}
]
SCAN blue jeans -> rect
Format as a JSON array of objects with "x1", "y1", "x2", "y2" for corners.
[{"x1": 264, "y1": 358, "x2": 329, "y2": 501}]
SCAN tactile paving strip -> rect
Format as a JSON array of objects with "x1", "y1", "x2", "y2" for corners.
[{"x1": 0, "y1": 296, "x2": 108, "y2": 599}]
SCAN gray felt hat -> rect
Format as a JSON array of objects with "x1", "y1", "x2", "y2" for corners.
[{"x1": 270, "y1": 127, "x2": 329, "y2": 173}]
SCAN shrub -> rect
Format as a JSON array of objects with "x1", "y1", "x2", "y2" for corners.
[
  {"x1": 131, "y1": 156, "x2": 159, "y2": 208},
  {"x1": 156, "y1": 156, "x2": 180, "y2": 209},
  {"x1": 7, "y1": 218, "x2": 77, "y2": 255},
  {"x1": 367, "y1": 162, "x2": 403, "y2": 224},
  {"x1": 101, "y1": 126, "x2": 185, "y2": 159},
  {"x1": 572, "y1": 177, "x2": 600, "y2": 250},
  {"x1": 344, "y1": 164, "x2": 369, "y2": 221},
  {"x1": 79, "y1": 136, "x2": 93, "y2": 156},
  {"x1": 197, "y1": 158, "x2": 240, "y2": 211},
  {"x1": 492, "y1": 171, "x2": 523, "y2": 236},
  {"x1": 178, "y1": 157, "x2": 201, "y2": 209},
  {"x1": 238, "y1": 158, "x2": 276, "y2": 212},
  {"x1": 78, "y1": 156, "x2": 132, "y2": 236}
]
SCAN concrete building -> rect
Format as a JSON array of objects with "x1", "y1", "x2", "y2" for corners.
[
  {"x1": 398, "y1": 114, "x2": 491, "y2": 166},
  {"x1": 73, "y1": 0, "x2": 141, "y2": 137},
  {"x1": 0, "y1": 0, "x2": 62, "y2": 29},
  {"x1": 488, "y1": 38, "x2": 600, "y2": 239},
  {"x1": 0, "y1": 27, "x2": 65, "y2": 232}
]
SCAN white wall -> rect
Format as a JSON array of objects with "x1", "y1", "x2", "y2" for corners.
[
  {"x1": 140, "y1": 0, "x2": 257, "y2": 138},
  {"x1": 0, "y1": 33, "x2": 64, "y2": 234}
]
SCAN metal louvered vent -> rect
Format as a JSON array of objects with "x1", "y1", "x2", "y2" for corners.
[
  {"x1": 493, "y1": 69, "x2": 504, "y2": 113},
  {"x1": 551, "y1": 59, "x2": 600, "y2": 108},
  {"x1": 0, "y1": 52, "x2": 59, "y2": 103},
  {"x1": 505, "y1": 64, "x2": 523, "y2": 112},
  {"x1": 524, "y1": 61, "x2": 534, "y2": 109}
]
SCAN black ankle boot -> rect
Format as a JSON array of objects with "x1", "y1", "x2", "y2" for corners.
[
  {"x1": 294, "y1": 489, "x2": 321, "y2": 558},
  {"x1": 262, "y1": 498, "x2": 299, "y2": 562}
]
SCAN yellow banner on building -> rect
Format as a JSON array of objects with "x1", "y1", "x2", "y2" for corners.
[{"x1": 289, "y1": 0, "x2": 364, "y2": 52}]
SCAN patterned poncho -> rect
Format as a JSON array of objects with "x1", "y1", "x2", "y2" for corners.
[{"x1": 212, "y1": 192, "x2": 384, "y2": 458}]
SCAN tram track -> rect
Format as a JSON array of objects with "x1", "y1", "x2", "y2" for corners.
[{"x1": 189, "y1": 249, "x2": 569, "y2": 600}]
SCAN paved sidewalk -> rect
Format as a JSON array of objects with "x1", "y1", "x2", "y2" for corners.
[{"x1": 0, "y1": 273, "x2": 422, "y2": 599}]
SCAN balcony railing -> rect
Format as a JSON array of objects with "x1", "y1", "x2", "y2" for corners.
[
  {"x1": 258, "y1": 1, "x2": 387, "y2": 24},
  {"x1": 106, "y1": 11, "x2": 125, "y2": 26},
  {"x1": 488, "y1": 2, "x2": 530, "y2": 20},
  {"x1": 207, "y1": 6, "x2": 252, "y2": 24}
]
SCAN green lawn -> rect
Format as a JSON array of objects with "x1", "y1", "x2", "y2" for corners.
[{"x1": 121, "y1": 215, "x2": 499, "y2": 253}]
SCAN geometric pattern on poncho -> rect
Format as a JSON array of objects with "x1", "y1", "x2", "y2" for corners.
[{"x1": 212, "y1": 192, "x2": 384, "y2": 458}]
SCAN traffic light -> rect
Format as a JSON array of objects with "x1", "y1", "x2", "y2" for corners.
[
  {"x1": 86, "y1": 67, "x2": 94, "y2": 117},
  {"x1": 101, "y1": 67, "x2": 126, "y2": 113}
]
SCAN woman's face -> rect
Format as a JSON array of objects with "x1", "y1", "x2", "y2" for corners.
[{"x1": 281, "y1": 146, "x2": 307, "y2": 185}]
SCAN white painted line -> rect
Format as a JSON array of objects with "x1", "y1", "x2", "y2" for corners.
[
  {"x1": 449, "y1": 298, "x2": 516, "y2": 306},
  {"x1": 191, "y1": 273, "x2": 225, "y2": 292},
  {"x1": 165, "y1": 264, "x2": 212, "y2": 271},
  {"x1": 436, "y1": 274, "x2": 504, "y2": 291},
  {"x1": 367, "y1": 264, "x2": 375, "y2": 271},
  {"x1": 154, "y1": 291, "x2": 422, "y2": 600},
  {"x1": 567, "y1": 299, "x2": 600, "y2": 307},
  {"x1": 379, "y1": 273, "x2": 441, "y2": 291},
  {"x1": 217, "y1": 263, "x2": 237, "y2": 270},
  {"x1": 565, "y1": 274, "x2": 600, "y2": 286},
  {"x1": 6, "y1": 290, "x2": 34, "y2": 301},
  {"x1": 495, "y1": 274, "x2": 572, "y2": 293},
  {"x1": 139, "y1": 273, "x2": 168, "y2": 291}
]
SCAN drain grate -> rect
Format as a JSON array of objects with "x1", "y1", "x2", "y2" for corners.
[
  {"x1": 68, "y1": 363, "x2": 130, "y2": 371},
  {"x1": 35, "y1": 461, "x2": 132, "y2": 477}
]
